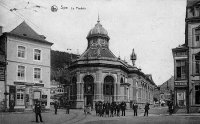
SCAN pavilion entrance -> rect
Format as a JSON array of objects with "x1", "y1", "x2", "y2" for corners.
[
  {"x1": 103, "y1": 76, "x2": 114, "y2": 103},
  {"x1": 83, "y1": 75, "x2": 94, "y2": 107}
]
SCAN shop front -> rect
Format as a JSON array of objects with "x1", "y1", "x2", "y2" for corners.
[{"x1": 9, "y1": 82, "x2": 48, "y2": 110}]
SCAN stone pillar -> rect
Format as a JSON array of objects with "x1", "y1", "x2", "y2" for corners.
[
  {"x1": 114, "y1": 82, "x2": 116, "y2": 101},
  {"x1": 116, "y1": 73, "x2": 121, "y2": 101},
  {"x1": 94, "y1": 71, "x2": 102, "y2": 102},
  {"x1": 101, "y1": 83, "x2": 104, "y2": 100},
  {"x1": 76, "y1": 73, "x2": 84, "y2": 108}
]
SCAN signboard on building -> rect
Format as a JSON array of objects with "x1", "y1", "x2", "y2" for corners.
[
  {"x1": 175, "y1": 82, "x2": 187, "y2": 86},
  {"x1": 34, "y1": 91, "x2": 41, "y2": 99},
  {"x1": 0, "y1": 66, "x2": 5, "y2": 81}
]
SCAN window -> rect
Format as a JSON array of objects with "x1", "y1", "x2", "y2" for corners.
[
  {"x1": 16, "y1": 89, "x2": 24, "y2": 105},
  {"x1": 18, "y1": 46, "x2": 25, "y2": 58},
  {"x1": 18, "y1": 65, "x2": 25, "y2": 80},
  {"x1": 195, "y1": 85, "x2": 200, "y2": 104},
  {"x1": 138, "y1": 88, "x2": 142, "y2": 98},
  {"x1": 196, "y1": 35, "x2": 200, "y2": 41},
  {"x1": 34, "y1": 68, "x2": 41, "y2": 80},
  {"x1": 34, "y1": 49, "x2": 41, "y2": 60},
  {"x1": 195, "y1": 29, "x2": 200, "y2": 42},
  {"x1": 196, "y1": 61, "x2": 200, "y2": 74},
  {"x1": 176, "y1": 60, "x2": 186, "y2": 79}
]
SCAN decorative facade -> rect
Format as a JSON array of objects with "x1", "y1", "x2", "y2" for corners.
[
  {"x1": 0, "y1": 21, "x2": 53, "y2": 111},
  {"x1": 66, "y1": 19, "x2": 156, "y2": 109}
]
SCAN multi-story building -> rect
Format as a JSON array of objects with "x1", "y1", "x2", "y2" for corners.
[
  {"x1": 0, "y1": 21, "x2": 53, "y2": 111},
  {"x1": 66, "y1": 18, "x2": 156, "y2": 109},
  {"x1": 172, "y1": 0, "x2": 200, "y2": 112},
  {"x1": 172, "y1": 45, "x2": 187, "y2": 107}
]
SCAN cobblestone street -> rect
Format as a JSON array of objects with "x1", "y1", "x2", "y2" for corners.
[{"x1": 1, "y1": 107, "x2": 200, "y2": 124}]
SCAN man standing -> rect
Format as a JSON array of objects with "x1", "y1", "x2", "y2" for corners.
[
  {"x1": 168, "y1": 101, "x2": 173, "y2": 115},
  {"x1": 66, "y1": 101, "x2": 70, "y2": 114},
  {"x1": 144, "y1": 102, "x2": 150, "y2": 116},
  {"x1": 35, "y1": 100, "x2": 43, "y2": 123},
  {"x1": 133, "y1": 103, "x2": 138, "y2": 116},
  {"x1": 121, "y1": 101, "x2": 126, "y2": 116},
  {"x1": 54, "y1": 101, "x2": 58, "y2": 115},
  {"x1": 116, "y1": 102, "x2": 120, "y2": 117}
]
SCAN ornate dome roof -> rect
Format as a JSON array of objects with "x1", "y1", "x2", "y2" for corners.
[{"x1": 87, "y1": 20, "x2": 110, "y2": 40}]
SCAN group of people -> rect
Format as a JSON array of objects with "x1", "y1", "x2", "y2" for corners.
[
  {"x1": 34, "y1": 100, "x2": 173, "y2": 123},
  {"x1": 94, "y1": 101, "x2": 151, "y2": 117},
  {"x1": 94, "y1": 101, "x2": 127, "y2": 117}
]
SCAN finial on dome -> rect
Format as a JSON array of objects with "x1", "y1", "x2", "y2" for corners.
[
  {"x1": 130, "y1": 48, "x2": 137, "y2": 66},
  {"x1": 97, "y1": 13, "x2": 100, "y2": 23}
]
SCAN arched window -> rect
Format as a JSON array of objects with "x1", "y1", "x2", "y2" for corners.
[
  {"x1": 120, "y1": 78, "x2": 123, "y2": 84},
  {"x1": 104, "y1": 76, "x2": 114, "y2": 95},
  {"x1": 83, "y1": 75, "x2": 94, "y2": 95}
]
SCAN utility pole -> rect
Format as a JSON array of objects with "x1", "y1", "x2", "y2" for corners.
[{"x1": 186, "y1": 46, "x2": 190, "y2": 113}]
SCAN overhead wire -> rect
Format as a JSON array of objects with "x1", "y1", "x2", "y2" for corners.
[{"x1": 0, "y1": 0, "x2": 45, "y2": 33}]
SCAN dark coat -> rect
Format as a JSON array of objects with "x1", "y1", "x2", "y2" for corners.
[
  {"x1": 144, "y1": 104, "x2": 150, "y2": 110},
  {"x1": 133, "y1": 104, "x2": 138, "y2": 110},
  {"x1": 54, "y1": 102, "x2": 58, "y2": 109},
  {"x1": 35, "y1": 103, "x2": 41, "y2": 114},
  {"x1": 121, "y1": 102, "x2": 126, "y2": 110}
]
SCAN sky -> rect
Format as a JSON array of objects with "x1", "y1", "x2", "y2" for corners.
[{"x1": 0, "y1": 0, "x2": 187, "y2": 85}]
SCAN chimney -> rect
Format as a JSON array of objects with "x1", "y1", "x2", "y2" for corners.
[{"x1": 0, "y1": 26, "x2": 2, "y2": 36}]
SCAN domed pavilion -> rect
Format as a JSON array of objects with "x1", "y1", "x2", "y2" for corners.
[{"x1": 67, "y1": 18, "x2": 156, "y2": 108}]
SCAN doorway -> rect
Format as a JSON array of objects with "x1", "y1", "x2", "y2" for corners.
[
  {"x1": 103, "y1": 76, "x2": 114, "y2": 102},
  {"x1": 83, "y1": 75, "x2": 94, "y2": 107}
]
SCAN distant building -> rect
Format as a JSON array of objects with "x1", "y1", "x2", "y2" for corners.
[
  {"x1": 0, "y1": 21, "x2": 53, "y2": 111},
  {"x1": 50, "y1": 80, "x2": 65, "y2": 106},
  {"x1": 67, "y1": 18, "x2": 156, "y2": 109},
  {"x1": 157, "y1": 76, "x2": 174, "y2": 106}
]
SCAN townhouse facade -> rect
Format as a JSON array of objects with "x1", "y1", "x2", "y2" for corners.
[
  {"x1": 0, "y1": 21, "x2": 53, "y2": 110},
  {"x1": 172, "y1": 0, "x2": 200, "y2": 112}
]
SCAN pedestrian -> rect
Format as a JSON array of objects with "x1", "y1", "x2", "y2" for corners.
[
  {"x1": 132, "y1": 103, "x2": 138, "y2": 116},
  {"x1": 113, "y1": 102, "x2": 117, "y2": 116},
  {"x1": 66, "y1": 101, "x2": 70, "y2": 114},
  {"x1": 99, "y1": 102, "x2": 104, "y2": 117},
  {"x1": 144, "y1": 102, "x2": 150, "y2": 116},
  {"x1": 168, "y1": 101, "x2": 173, "y2": 115},
  {"x1": 35, "y1": 100, "x2": 43, "y2": 123},
  {"x1": 95, "y1": 102, "x2": 99, "y2": 116},
  {"x1": 103, "y1": 102, "x2": 106, "y2": 117},
  {"x1": 121, "y1": 101, "x2": 126, "y2": 116},
  {"x1": 105, "y1": 102, "x2": 110, "y2": 117},
  {"x1": 110, "y1": 102, "x2": 114, "y2": 117},
  {"x1": 116, "y1": 102, "x2": 120, "y2": 117},
  {"x1": 54, "y1": 101, "x2": 58, "y2": 115}
]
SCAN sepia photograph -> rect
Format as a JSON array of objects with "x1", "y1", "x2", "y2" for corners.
[{"x1": 0, "y1": 0, "x2": 200, "y2": 124}]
